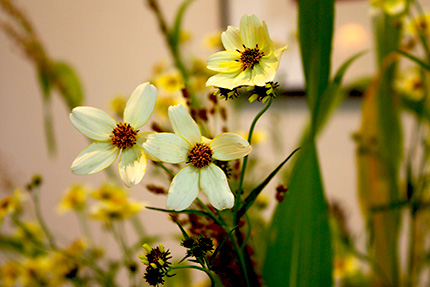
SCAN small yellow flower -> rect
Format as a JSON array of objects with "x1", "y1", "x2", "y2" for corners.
[
  {"x1": 395, "y1": 67, "x2": 425, "y2": 101},
  {"x1": 91, "y1": 183, "x2": 128, "y2": 202},
  {"x1": 0, "y1": 261, "x2": 20, "y2": 287},
  {"x1": 154, "y1": 70, "x2": 185, "y2": 93},
  {"x1": 90, "y1": 197, "x2": 144, "y2": 221},
  {"x1": 333, "y1": 255, "x2": 358, "y2": 279},
  {"x1": 109, "y1": 95, "x2": 127, "y2": 118},
  {"x1": 0, "y1": 188, "x2": 24, "y2": 220},
  {"x1": 57, "y1": 184, "x2": 88, "y2": 214},
  {"x1": 20, "y1": 257, "x2": 56, "y2": 287},
  {"x1": 406, "y1": 14, "x2": 430, "y2": 38},
  {"x1": 206, "y1": 14, "x2": 287, "y2": 89},
  {"x1": 204, "y1": 31, "x2": 223, "y2": 50}
]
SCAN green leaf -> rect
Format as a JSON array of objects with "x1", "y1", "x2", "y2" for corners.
[
  {"x1": 237, "y1": 147, "x2": 300, "y2": 220},
  {"x1": 170, "y1": 0, "x2": 194, "y2": 51},
  {"x1": 263, "y1": 142, "x2": 332, "y2": 286},
  {"x1": 170, "y1": 214, "x2": 189, "y2": 239},
  {"x1": 397, "y1": 49, "x2": 430, "y2": 71},
  {"x1": 52, "y1": 61, "x2": 84, "y2": 109},
  {"x1": 146, "y1": 206, "x2": 217, "y2": 222},
  {"x1": 298, "y1": 0, "x2": 334, "y2": 119},
  {"x1": 314, "y1": 51, "x2": 367, "y2": 135}
]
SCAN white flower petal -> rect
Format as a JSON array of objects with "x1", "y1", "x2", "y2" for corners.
[
  {"x1": 143, "y1": 133, "x2": 190, "y2": 163},
  {"x1": 252, "y1": 61, "x2": 276, "y2": 86},
  {"x1": 207, "y1": 51, "x2": 242, "y2": 73},
  {"x1": 136, "y1": 131, "x2": 159, "y2": 161},
  {"x1": 240, "y1": 14, "x2": 261, "y2": 48},
  {"x1": 70, "y1": 107, "x2": 116, "y2": 141},
  {"x1": 71, "y1": 142, "x2": 119, "y2": 175},
  {"x1": 200, "y1": 164, "x2": 234, "y2": 210},
  {"x1": 210, "y1": 133, "x2": 252, "y2": 161},
  {"x1": 221, "y1": 25, "x2": 242, "y2": 51},
  {"x1": 118, "y1": 145, "x2": 146, "y2": 187},
  {"x1": 123, "y1": 82, "x2": 157, "y2": 129},
  {"x1": 166, "y1": 165, "x2": 200, "y2": 211},
  {"x1": 168, "y1": 104, "x2": 201, "y2": 145}
]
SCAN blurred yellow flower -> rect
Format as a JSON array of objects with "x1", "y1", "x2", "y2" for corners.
[
  {"x1": 57, "y1": 184, "x2": 88, "y2": 214},
  {"x1": 395, "y1": 67, "x2": 425, "y2": 101},
  {"x1": 333, "y1": 255, "x2": 358, "y2": 279},
  {"x1": 90, "y1": 197, "x2": 144, "y2": 221},
  {"x1": 20, "y1": 257, "x2": 57, "y2": 287},
  {"x1": 154, "y1": 70, "x2": 185, "y2": 93},
  {"x1": 91, "y1": 183, "x2": 128, "y2": 202},
  {"x1": 204, "y1": 31, "x2": 223, "y2": 50},
  {"x1": 109, "y1": 94, "x2": 127, "y2": 118},
  {"x1": 239, "y1": 130, "x2": 267, "y2": 146},
  {"x1": 406, "y1": 13, "x2": 430, "y2": 38},
  {"x1": 0, "y1": 261, "x2": 20, "y2": 287},
  {"x1": 370, "y1": 0, "x2": 406, "y2": 15},
  {"x1": 0, "y1": 188, "x2": 24, "y2": 220}
]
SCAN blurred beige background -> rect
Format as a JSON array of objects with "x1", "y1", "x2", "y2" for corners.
[{"x1": 1, "y1": 0, "x2": 427, "y2": 284}]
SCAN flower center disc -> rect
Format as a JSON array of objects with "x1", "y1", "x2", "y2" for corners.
[
  {"x1": 188, "y1": 143, "x2": 213, "y2": 168},
  {"x1": 239, "y1": 44, "x2": 264, "y2": 70},
  {"x1": 110, "y1": 122, "x2": 138, "y2": 149}
]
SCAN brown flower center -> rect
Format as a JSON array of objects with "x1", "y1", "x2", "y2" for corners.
[
  {"x1": 237, "y1": 44, "x2": 264, "y2": 70},
  {"x1": 110, "y1": 122, "x2": 138, "y2": 149},
  {"x1": 188, "y1": 143, "x2": 213, "y2": 168}
]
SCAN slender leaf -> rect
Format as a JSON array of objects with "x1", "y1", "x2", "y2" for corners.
[
  {"x1": 53, "y1": 61, "x2": 84, "y2": 109},
  {"x1": 146, "y1": 206, "x2": 216, "y2": 222},
  {"x1": 263, "y1": 142, "x2": 332, "y2": 286},
  {"x1": 397, "y1": 49, "x2": 430, "y2": 71},
  {"x1": 170, "y1": 214, "x2": 189, "y2": 239},
  {"x1": 170, "y1": 0, "x2": 194, "y2": 50},
  {"x1": 237, "y1": 147, "x2": 300, "y2": 220}
]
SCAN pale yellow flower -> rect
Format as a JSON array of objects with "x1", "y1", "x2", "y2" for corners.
[
  {"x1": 333, "y1": 256, "x2": 358, "y2": 279},
  {"x1": 0, "y1": 261, "x2": 20, "y2": 287},
  {"x1": 57, "y1": 184, "x2": 88, "y2": 214},
  {"x1": 90, "y1": 197, "x2": 144, "y2": 221},
  {"x1": 70, "y1": 82, "x2": 157, "y2": 187},
  {"x1": 395, "y1": 67, "x2": 425, "y2": 101},
  {"x1": 143, "y1": 104, "x2": 252, "y2": 211},
  {"x1": 91, "y1": 183, "x2": 128, "y2": 202},
  {"x1": 206, "y1": 14, "x2": 287, "y2": 89},
  {"x1": 109, "y1": 95, "x2": 127, "y2": 118},
  {"x1": 406, "y1": 14, "x2": 430, "y2": 38}
]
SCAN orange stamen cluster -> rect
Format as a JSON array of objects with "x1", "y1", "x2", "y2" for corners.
[
  {"x1": 237, "y1": 44, "x2": 264, "y2": 70},
  {"x1": 110, "y1": 122, "x2": 138, "y2": 149},
  {"x1": 188, "y1": 143, "x2": 213, "y2": 168}
]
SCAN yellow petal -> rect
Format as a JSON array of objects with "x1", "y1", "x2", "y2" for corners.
[
  {"x1": 210, "y1": 133, "x2": 252, "y2": 161},
  {"x1": 119, "y1": 145, "x2": 147, "y2": 187},
  {"x1": 207, "y1": 51, "x2": 242, "y2": 73},
  {"x1": 221, "y1": 25, "x2": 242, "y2": 51}
]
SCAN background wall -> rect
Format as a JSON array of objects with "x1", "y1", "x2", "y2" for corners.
[{"x1": 0, "y1": 0, "x2": 427, "y2": 284}]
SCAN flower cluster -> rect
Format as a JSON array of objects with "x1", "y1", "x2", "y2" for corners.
[{"x1": 138, "y1": 244, "x2": 172, "y2": 287}]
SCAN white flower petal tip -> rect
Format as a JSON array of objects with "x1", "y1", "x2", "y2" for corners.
[
  {"x1": 168, "y1": 104, "x2": 201, "y2": 145},
  {"x1": 119, "y1": 146, "x2": 147, "y2": 188},
  {"x1": 70, "y1": 107, "x2": 116, "y2": 141},
  {"x1": 166, "y1": 166, "x2": 200, "y2": 211},
  {"x1": 200, "y1": 164, "x2": 234, "y2": 210},
  {"x1": 210, "y1": 133, "x2": 252, "y2": 161},
  {"x1": 124, "y1": 82, "x2": 157, "y2": 129},
  {"x1": 71, "y1": 142, "x2": 120, "y2": 175}
]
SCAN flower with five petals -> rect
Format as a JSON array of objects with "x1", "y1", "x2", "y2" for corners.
[
  {"x1": 206, "y1": 14, "x2": 287, "y2": 90},
  {"x1": 143, "y1": 104, "x2": 252, "y2": 211},
  {"x1": 70, "y1": 82, "x2": 157, "y2": 187}
]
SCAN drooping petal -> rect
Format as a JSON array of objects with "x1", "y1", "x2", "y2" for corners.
[
  {"x1": 123, "y1": 82, "x2": 157, "y2": 129},
  {"x1": 251, "y1": 61, "x2": 276, "y2": 86},
  {"x1": 136, "y1": 131, "x2": 159, "y2": 161},
  {"x1": 200, "y1": 164, "x2": 234, "y2": 210},
  {"x1": 207, "y1": 51, "x2": 242, "y2": 73},
  {"x1": 210, "y1": 133, "x2": 252, "y2": 161},
  {"x1": 168, "y1": 104, "x2": 201, "y2": 145},
  {"x1": 240, "y1": 14, "x2": 261, "y2": 48},
  {"x1": 221, "y1": 25, "x2": 242, "y2": 51},
  {"x1": 70, "y1": 107, "x2": 116, "y2": 141},
  {"x1": 166, "y1": 165, "x2": 200, "y2": 211},
  {"x1": 71, "y1": 142, "x2": 119, "y2": 175},
  {"x1": 118, "y1": 145, "x2": 147, "y2": 188},
  {"x1": 143, "y1": 133, "x2": 190, "y2": 163}
]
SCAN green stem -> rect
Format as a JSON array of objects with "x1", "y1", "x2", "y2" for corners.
[
  {"x1": 171, "y1": 265, "x2": 216, "y2": 287},
  {"x1": 76, "y1": 210, "x2": 94, "y2": 247},
  {"x1": 155, "y1": 161, "x2": 175, "y2": 178},
  {"x1": 31, "y1": 187, "x2": 57, "y2": 249},
  {"x1": 130, "y1": 215, "x2": 146, "y2": 238}
]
